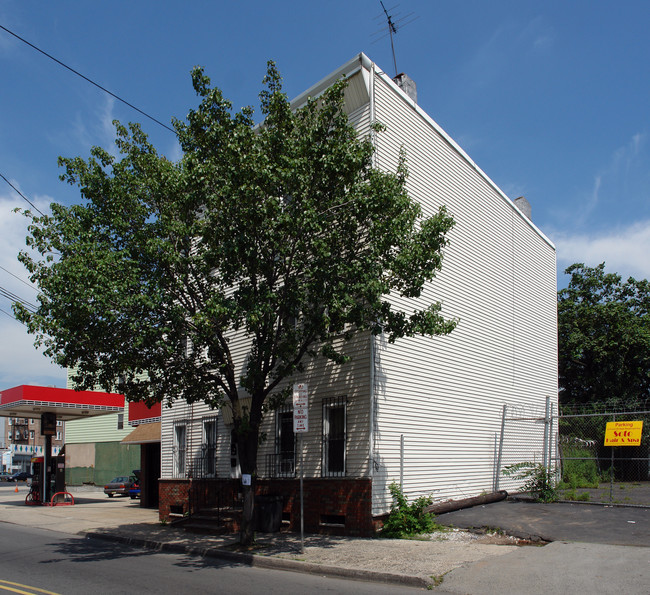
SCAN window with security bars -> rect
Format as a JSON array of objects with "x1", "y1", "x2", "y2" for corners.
[
  {"x1": 275, "y1": 405, "x2": 296, "y2": 477},
  {"x1": 173, "y1": 422, "x2": 187, "y2": 477},
  {"x1": 201, "y1": 417, "x2": 217, "y2": 477},
  {"x1": 322, "y1": 397, "x2": 346, "y2": 477}
]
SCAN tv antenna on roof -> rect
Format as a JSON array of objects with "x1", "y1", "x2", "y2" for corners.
[{"x1": 371, "y1": 2, "x2": 419, "y2": 77}]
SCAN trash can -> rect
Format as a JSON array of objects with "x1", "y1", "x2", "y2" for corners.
[{"x1": 255, "y1": 495, "x2": 283, "y2": 532}]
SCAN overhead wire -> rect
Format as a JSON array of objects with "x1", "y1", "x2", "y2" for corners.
[
  {"x1": 0, "y1": 23, "x2": 175, "y2": 134},
  {"x1": 0, "y1": 172, "x2": 46, "y2": 216},
  {"x1": 0, "y1": 265, "x2": 37, "y2": 292},
  {"x1": 0, "y1": 284, "x2": 38, "y2": 312},
  {"x1": 0, "y1": 306, "x2": 26, "y2": 325}
]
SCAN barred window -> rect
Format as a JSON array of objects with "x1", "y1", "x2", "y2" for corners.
[
  {"x1": 201, "y1": 417, "x2": 218, "y2": 477},
  {"x1": 276, "y1": 405, "x2": 295, "y2": 477},
  {"x1": 322, "y1": 396, "x2": 346, "y2": 477},
  {"x1": 173, "y1": 422, "x2": 187, "y2": 477}
]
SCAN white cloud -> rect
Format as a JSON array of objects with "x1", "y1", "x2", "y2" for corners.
[
  {"x1": 64, "y1": 96, "x2": 118, "y2": 159},
  {"x1": 0, "y1": 189, "x2": 66, "y2": 389},
  {"x1": 553, "y1": 219, "x2": 650, "y2": 281}
]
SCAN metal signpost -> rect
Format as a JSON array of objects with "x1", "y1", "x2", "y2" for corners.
[{"x1": 293, "y1": 383, "x2": 308, "y2": 554}]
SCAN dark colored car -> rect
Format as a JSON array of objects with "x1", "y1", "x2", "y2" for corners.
[
  {"x1": 129, "y1": 470, "x2": 141, "y2": 499},
  {"x1": 0, "y1": 472, "x2": 12, "y2": 481},
  {"x1": 104, "y1": 474, "x2": 137, "y2": 497},
  {"x1": 9, "y1": 471, "x2": 32, "y2": 482}
]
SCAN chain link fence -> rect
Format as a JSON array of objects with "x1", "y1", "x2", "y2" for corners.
[{"x1": 494, "y1": 399, "x2": 650, "y2": 506}]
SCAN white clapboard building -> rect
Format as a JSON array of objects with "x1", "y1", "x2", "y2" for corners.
[{"x1": 158, "y1": 53, "x2": 558, "y2": 535}]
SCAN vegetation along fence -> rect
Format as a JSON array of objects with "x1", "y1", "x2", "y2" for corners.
[{"x1": 494, "y1": 399, "x2": 650, "y2": 506}]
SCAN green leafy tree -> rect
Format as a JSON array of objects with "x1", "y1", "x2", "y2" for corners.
[
  {"x1": 15, "y1": 62, "x2": 456, "y2": 545},
  {"x1": 558, "y1": 263, "x2": 650, "y2": 406}
]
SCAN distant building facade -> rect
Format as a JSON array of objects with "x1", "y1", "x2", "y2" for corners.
[{"x1": 3, "y1": 415, "x2": 65, "y2": 472}]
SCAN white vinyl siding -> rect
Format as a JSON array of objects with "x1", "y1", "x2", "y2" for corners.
[
  {"x1": 161, "y1": 331, "x2": 372, "y2": 481},
  {"x1": 369, "y1": 70, "x2": 557, "y2": 514}
]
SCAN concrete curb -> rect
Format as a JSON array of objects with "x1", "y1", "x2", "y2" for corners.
[{"x1": 84, "y1": 531, "x2": 430, "y2": 589}]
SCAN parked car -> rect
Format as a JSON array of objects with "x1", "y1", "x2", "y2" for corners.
[
  {"x1": 103, "y1": 473, "x2": 137, "y2": 497},
  {"x1": 129, "y1": 470, "x2": 141, "y2": 499},
  {"x1": 9, "y1": 471, "x2": 32, "y2": 482},
  {"x1": 0, "y1": 472, "x2": 12, "y2": 481}
]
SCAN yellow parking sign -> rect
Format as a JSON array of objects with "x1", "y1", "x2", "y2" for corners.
[{"x1": 604, "y1": 421, "x2": 644, "y2": 446}]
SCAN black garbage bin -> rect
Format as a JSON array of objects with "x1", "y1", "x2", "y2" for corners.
[{"x1": 255, "y1": 495, "x2": 283, "y2": 532}]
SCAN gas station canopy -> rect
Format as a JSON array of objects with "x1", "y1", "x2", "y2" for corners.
[{"x1": 0, "y1": 385, "x2": 124, "y2": 421}]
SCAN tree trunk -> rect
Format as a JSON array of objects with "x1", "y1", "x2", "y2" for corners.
[
  {"x1": 237, "y1": 426, "x2": 260, "y2": 546},
  {"x1": 240, "y1": 481, "x2": 255, "y2": 546}
]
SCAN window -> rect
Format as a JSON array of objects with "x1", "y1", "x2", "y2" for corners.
[
  {"x1": 201, "y1": 417, "x2": 217, "y2": 477},
  {"x1": 173, "y1": 423, "x2": 187, "y2": 477},
  {"x1": 117, "y1": 414, "x2": 124, "y2": 430},
  {"x1": 29, "y1": 430, "x2": 35, "y2": 440},
  {"x1": 56, "y1": 420, "x2": 62, "y2": 427},
  {"x1": 275, "y1": 405, "x2": 295, "y2": 477},
  {"x1": 322, "y1": 397, "x2": 346, "y2": 477},
  {"x1": 56, "y1": 431, "x2": 62, "y2": 441}
]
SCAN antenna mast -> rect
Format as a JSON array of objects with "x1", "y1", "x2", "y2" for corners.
[{"x1": 380, "y1": 1, "x2": 398, "y2": 77}]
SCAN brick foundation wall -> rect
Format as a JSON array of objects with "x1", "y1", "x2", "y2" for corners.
[
  {"x1": 159, "y1": 479, "x2": 191, "y2": 518},
  {"x1": 159, "y1": 477, "x2": 374, "y2": 536}
]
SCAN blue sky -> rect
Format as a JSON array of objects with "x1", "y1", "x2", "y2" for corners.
[{"x1": 1, "y1": 0, "x2": 649, "y2": 390}]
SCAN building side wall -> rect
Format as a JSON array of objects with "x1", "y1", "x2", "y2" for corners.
[
  {"x1": 369, "y1": 72, "x2": 558, "y2": 514},
  {"x1": 64, "y1": 441, "x2": 140, "y2": 486}
]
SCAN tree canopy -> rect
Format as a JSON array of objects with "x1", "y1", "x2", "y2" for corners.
[
  {"x1": 558, "y1": 263, "x2": 650, "y2": 407},
  {"x1": 15, "y1": 62, "x2": 456, "y2": 542}
]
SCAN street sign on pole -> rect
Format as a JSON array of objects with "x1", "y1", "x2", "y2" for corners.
[
  {"x1": 292, "y1": 383, "x2": 308, "y2": 554},
  {"x1": 293, "y1": 383, "x2": 308, "y2": 433}
]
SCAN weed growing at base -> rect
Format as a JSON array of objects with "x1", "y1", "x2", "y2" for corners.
[{"x1": 381, "y1": 482, "x2": 447, "y2": 538}]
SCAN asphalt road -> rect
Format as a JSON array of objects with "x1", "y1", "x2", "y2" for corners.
[{"x1": 0, "y1": 524, "x2": 420, "y2": 594}]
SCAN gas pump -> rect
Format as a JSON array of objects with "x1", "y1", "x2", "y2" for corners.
[
  {"x1": 40, "y1": 412, "x2": 56, "y2": 503},
  {"x1": 30, "y1": 456, "x2": 43, "y2": 502}
]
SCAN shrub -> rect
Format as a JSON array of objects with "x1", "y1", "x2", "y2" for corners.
[
  {"x1": 381, "y1": 483, "x2": 441, "y2": 538},
  {"x1": 503, "y1": 463, "x2": 558, "y2": 503}
]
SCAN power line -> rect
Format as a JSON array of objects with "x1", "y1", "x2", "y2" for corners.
[
  {"x1": 0, "y1": 285, "x2": 37, "y2": 312},
  {"x1": 0, "y1": 306, "x2": 26, "y2": 325},
  {"x1": 0, "y1": 23, "x2": 175, "y2": 134},
  {"x1": 0, "y1": 265, "x2": 37, "y2": 292},
  {"x1": 0, "y1": 172, "x2": 46, "y2": 216}
]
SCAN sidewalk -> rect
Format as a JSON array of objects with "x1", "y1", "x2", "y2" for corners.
[{"x1": 1, "y1": 484, "x2": 649, "y2": 592}]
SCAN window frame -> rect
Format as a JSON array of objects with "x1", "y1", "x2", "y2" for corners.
[
  {"x1": 321, "y1": 396, "x2": 347, "y2": 477},
  {"x1": 275, "y1": 404, "x2": 296, "y2": 477},
  {"x1": 201, "y1": 416, "x2": 218, "y2": 478},
  {"x1": 173, "y1": 422, "x2": 187, "y2": 478}
]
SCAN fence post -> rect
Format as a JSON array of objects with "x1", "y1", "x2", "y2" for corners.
[
  {"x1": 543, "y1": 396, "x2": 550, "y2": 469},
  {"x1": 494, "y1": 404, "x2": 507, "y2": 491},
  {"x1": 610, "y1": 413, "x2": 615, "y2": 503},
  {"x1": 548, "y1": 401, "x2": 555, "y2": 476}
]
